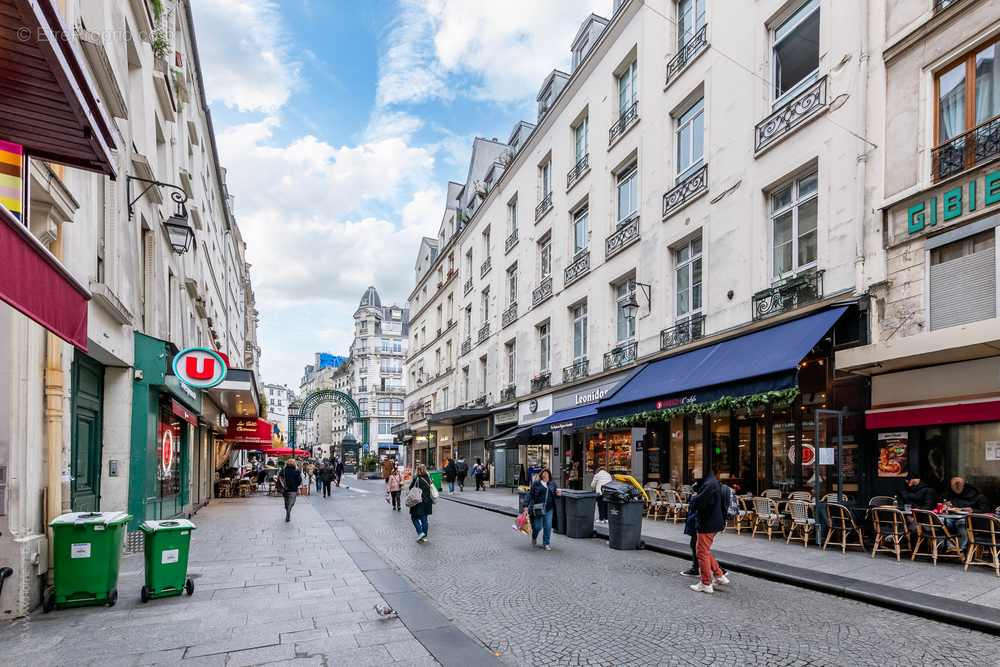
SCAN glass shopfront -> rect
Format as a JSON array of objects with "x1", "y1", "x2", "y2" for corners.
[{"x1": 154, "y1": 402, "x2": 186, "y2": 519}]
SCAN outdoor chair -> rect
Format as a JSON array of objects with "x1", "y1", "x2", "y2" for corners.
[
  {"x1": 821, "y1": 493, "x2": 852, "y2": 505},
  {"x1": 646, "y1": 488, "x2": 669, "y2": 520},
  {"x1": 642, "y1": 486, "x2": 658, "y2": 518},
  {"x1": 786, "y1": 500, "x2": 815, "y2": 547},
  {"x1": 662, "y1": 489, "x2": 687, "y2": 524},
  {"x1": 725, "y1": 496, "x2": 753, "y2": 535},
  {"x1": 789, "y1": 491, "x2": 813, "y2": 502},
  {"x1": 964, "y1": 514, "x2": 1000, "y2": 576},
  {"x1": 910, "y1": 509, "x2": 963, "y2": 565},
  {"x1": 868, "y1": 496, "x2": 897, "y2": 508},
  {"x1": 823, "y1": 502, "x2": 865, "y2": 554},
  {"x1": 680, "y1": 484, "x2": 693, "y2": 501},
  {"x1": 751, "y1": 497, "x2": 782, "y2": 541},
  {"x1": 871, "y1": 507, "x2": 910, "y2": 561},
  {"x1": 763, "y1": 489, "x2": 782, "y2": 500}
]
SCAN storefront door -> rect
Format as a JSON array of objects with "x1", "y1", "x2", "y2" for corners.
[
  {"x1": 735, "y1": 416, "x2": 767, "y2": 495},
  {"x1": 70, "y1": 353, "x2": 104, "y2": 512}
]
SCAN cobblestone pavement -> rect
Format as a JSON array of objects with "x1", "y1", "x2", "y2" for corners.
[
  {"x1": 339, "y1": 479, "x2": 996, "y2": 667},
  {"x1": 0, "y1": 489, "x2": 438, "y2": 666}
]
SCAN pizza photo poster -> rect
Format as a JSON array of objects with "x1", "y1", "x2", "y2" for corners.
[{"x1": 877, "y1": 432, "x2": 908, "y2": 477}]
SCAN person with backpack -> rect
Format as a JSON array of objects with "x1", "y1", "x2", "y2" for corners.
[
  {"x1": 386, "y1": 463, "x2": 403, "y2": 511},
  {"x1": 525, "y1": 468, "x2": 558, "y2": 550},
  {"x1": 443, "y1": 458, "x2": 457, "y2": 493},
  {"x1": 406, "y1": 464, "x2": 435, "y2": 542},
  {"x1": 472, "y1": 458, "x2": 487, "y2": 491},
  {"x1": 686, "y1": 465, "x2": 730, "y2": 593},
  {"x1": 456, "y1": 457, "x2": 469, "y2": 492},
  {"x1": 280, "y1": 460, "x2": 303, "y2": 522}
]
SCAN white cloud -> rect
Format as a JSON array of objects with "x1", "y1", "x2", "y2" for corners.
[
  {"x1": 375, "y1": 0, "x2": 451, "y2": 107},
  {"x1": 190, "y1": 0, "x2": 300, "y2": 112}
]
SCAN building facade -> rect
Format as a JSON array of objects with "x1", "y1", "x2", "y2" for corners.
[{"x1": 263, "y1": 383, "x2": 295, "y2": 442}]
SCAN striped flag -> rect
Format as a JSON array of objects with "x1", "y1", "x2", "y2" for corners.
[{"x1": 0, "y1": 140, "x2": 24, "y2": 221}]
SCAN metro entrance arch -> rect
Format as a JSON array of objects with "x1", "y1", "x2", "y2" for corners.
[{"x1": 288, "y1": 390, "x2": 366, "y2": 465}]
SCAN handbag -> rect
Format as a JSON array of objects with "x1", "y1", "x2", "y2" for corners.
[
  {"x1": 404, "y1": 482, "x2": 424, "y2": 508},
  {"x1": 429, "y1": 481, "x2": 439, "y2": 502},
  {"x1": 530, "y1": 485, "x2": 549, "y2": 518}
]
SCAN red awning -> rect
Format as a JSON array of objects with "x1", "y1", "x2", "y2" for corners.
[
  {"x1": 866, "y1": 399, "x2": 1000, "y2": 430},
  {"x1": 265, "y1": 447, "x2": 309, "y2": 457},
  {"x1": 170, "y1": 399, "x2": 198, "y2": 427},
  {"x1": 225, "y1": 418, "x2": 273, "y2": 447},
  {"x1": 0, "y1": 204, "x2": 89, "y2": 349}
]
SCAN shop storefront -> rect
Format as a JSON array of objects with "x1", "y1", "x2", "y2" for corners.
[{"x1": 195, "y1": 396, "x2": 228, "y2": 510}]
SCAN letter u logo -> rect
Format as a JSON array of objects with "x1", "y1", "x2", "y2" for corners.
[{"x1": 186, "y1": 356, "x2": 215, "y2": 381}]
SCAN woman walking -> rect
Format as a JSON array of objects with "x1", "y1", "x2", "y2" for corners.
[
  {"x1": 387, "y1": 463, "x2": 403, "y2": 511},
  {"x1": 408, "y1": 464, "x2": 434, "y2": 543},
  {"x1": 526, "y1": 468, "x2": 558, "y2": 550}
]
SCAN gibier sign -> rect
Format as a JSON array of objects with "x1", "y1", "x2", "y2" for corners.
[
  {"x1": 890, "y1": 166, "x2": 1000, "y2": 245},
  {"x1": 172, "y1": 347, "x2": 227, "y2": 390}
]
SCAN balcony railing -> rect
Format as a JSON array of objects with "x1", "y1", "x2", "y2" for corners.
[
  {"x1": 931, "y1": 115, "x2": 1000, "y2": 182},
  {"x1": 505, "y1": 228, "x2": 519, "y2": 254},
  {"x1": 531, "y1": 371, "x2": 551, "y2": 393},
  {"x1": 470, "y1": 394, "x2": 488, "y2": 408},
  {"x1": 500, "y1": 385, "x2": 516, "y2": 403},
  {"x1": 564, "y1": 250, "x2": 590, "y2": 286},
  {"x1": 502, "y1": 302, "x2": 518, "y2": 328},
  {"x1": 754, "y1": 76, "x2": 828, "y2": 155},
  {"x1": 532, "y1": 275, "x2": 553, "y2": 307},
  {"x1": 604, "y1": 341, "x2": 638, "y2": 371},
  {"x1": 566, "y1": 154, "x2": 590, "y2": 190},
  {"x1": 660, "y1": 313, "x2": 705, "y2": 351},
  {"x1": 606, "y1": 215, "x2": 640, "y2": 259},
  {"x1": 665, "y1": 24, "x2": 708, "y2": 87},
  {"x1": 535, "y1": 192, "x2": 553, "y2": 221},
  {"x1": 461, "y1": 337, "x2": 472, "y2": 355},
  {"x1": 752, "y1": 270, "x2": 824, "y2": 321},
  {"x1": 663, "y1": 164, "x2": 708, "y2": 218},
  {"x1": 480, "y1": 256, "x2": 492, "y2": 278},
  {"x1": 464, "y1": 277, "x2": 473, "y2": 295},
  {"x1": 563, "y1": 358, "x2": 590, "y2": 384},
  {"x1": 609, "y1": 100, "x2": 639, "y2": 145},
  {"x1": 477, "y1": 321, "x2": 491, "y2": 344}
]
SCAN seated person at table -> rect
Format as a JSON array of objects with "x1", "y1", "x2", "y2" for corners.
[
  {"x1": 945, "y1": 477, "x2": 991, "y2": 513},
  {"x1": 899, "y1": 475, "x2": 936, "y2": 510}
]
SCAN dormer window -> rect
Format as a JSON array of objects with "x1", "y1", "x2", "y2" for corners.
[{"x1": 572, "y1": 35, "x2": 589, "y2": 70}]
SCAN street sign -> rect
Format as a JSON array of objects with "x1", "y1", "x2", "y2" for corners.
[{"x1": 172, "y1": 347, "x2": 227, "y2": 390}]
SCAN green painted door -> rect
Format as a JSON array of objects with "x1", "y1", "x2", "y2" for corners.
[{"x1": 71, "y1": 353, "x2": 105, "y2": 512}]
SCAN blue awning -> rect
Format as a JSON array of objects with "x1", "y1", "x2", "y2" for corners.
[
  {"x1": 597, "y1": 307, "x2": 847, "y2": 417},
  {"x1": 531, "y1": 404, "x2": 599, "y2": 435}
]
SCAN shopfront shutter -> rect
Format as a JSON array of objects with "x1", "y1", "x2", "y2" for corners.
[{"x1": 929, "y1": 247, "x2": 996, "y2": 330}]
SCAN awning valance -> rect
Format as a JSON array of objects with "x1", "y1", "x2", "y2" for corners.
[
  {"x1": 866, "y1": 398, "x2": 1000, "y2": 430},
  {"x1": 224, "y1": 418, "x2": 272, "y2": 446},
  {"x1": 532, "y1": 405, "x2": 599, "y2": 435}
]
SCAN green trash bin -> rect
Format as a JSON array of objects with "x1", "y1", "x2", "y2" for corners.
[
  {"x1": 46, "y1": 511, "x2": 131, "y2": 611},
  {"x1": 428, "y1": 470, "x2": 443, "y2": 492},
  {"x1": 139, "y1": 519, "x2": 197, "y2": 602}
]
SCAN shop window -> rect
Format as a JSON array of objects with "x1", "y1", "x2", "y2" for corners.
[
  {"x1": 771, "y1": 408, "x2": 796, "y2": 491},
  {"x1": 929, "y1": 228, "x2": 996, "y2": 331},
  {"x1": 686, "y1": 415, "x2": 704, "y2": 483},
  {"x1": 772, "y1": 0, "x2": 819, "y2": 105},
  {"x1": 770, "y1": 169, "x2": 818, "y2": 279},
  {"x1": 923, "y1": 423, "x2": 1000, "y2": 502},
  {"x1": 711, "y1": 412, "x2": 731, "y2": 481},
  {"x1": 669, "y1": 416, "x2": 685, "y2": 487},
  {"x1": 586, "y1": 431, "x2": 632, "y2": 476}
]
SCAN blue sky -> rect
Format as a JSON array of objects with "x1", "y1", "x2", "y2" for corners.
[{"x1": 191, "y1": 0, "x2": 608, "y2": 388}]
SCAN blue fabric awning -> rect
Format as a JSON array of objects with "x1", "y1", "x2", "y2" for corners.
[
  {"x1": 531, "y1": 404, "x2": 599, "y2": 435},
  {"x1": 597, "y1": 307, "x2": 847, "y2": 417}
]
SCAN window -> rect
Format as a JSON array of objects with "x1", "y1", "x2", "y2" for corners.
[
  {"x1": 678, "y1": 0, "x2": 706, "y2": 48},
  {"x1": 572, "y1": 35, "x2": 589, "y2": 70},
  {"x1": 573, "y1": 207, "x2": 589, "y2": 254},
  {"x1": 675, "y1": 235, "x2": 703, "y2": 319},
  {"x1": 378, "y1": 420, "x2": 396, "y2": 435},
  {"x1": 770, "y1": 170, "x2": 817, "y2": 279},
  {"x1": 507, "y1": 195, "x2": 518, "y2": 235},
  {"x1": 617, "y1": 60, "x2": 638, "y2": 115},
  {"x1": 435, "y1": 349, "x2": 441, "y2": 373},
  {"x1": 464, "y1": 305, "x2": 472, "y2": 338},
  {"x1": 479, "y1": 356, "x2": 488, "y2": 396},
  {"x1": 929, "y1": 229, "x2": 996, "y2": 330},
  {"x1": 446, "y1": 340, "x2": 453, "y2": 367},
  {"x1": 539, "y1": 235, "x2": 552, "y2": 278},
  {"x1": 462, "y1": 367, "x2": 470, "y2": 402},
  {"x1": 538, "y1": 322, "x2": 550, "y2": 371},
  {"x1": 574, "y1": 117, "x2": 588, "y2": 163},
  {"x1": 507, "y1": 263, "x2": 518, "y2": 305},
  {"x1": 447, "y1": 294, "x2": 454, "y2": 322},
  {"x1": 380, "y1": 358, "x2": 402, "y2": 374},
  {"x1": 676, "y1": 97, "x2": 704, "y2": 178},
  {"x1": 572, "y1": 303, "x2": 588, "y2": 360},
  {"x1": 436, "y1": 304, "x2": 443, "y2": 330},
  {"x1": 540, "y1": 160, "x2": 552, "y2": 198},
  {"x1": 615, "y1": 280, "x2": 636, "y2": 343},
  {"x1": 483, "y1": 226, "x2": 491, "y2": 254},
  {"x1": 616, "y1": 166, "x2": 638, "y2": 224},
  {"x1": 481, "y1": 287, "x2": 490, "y2": 322},
  {"x1": 772, "y1": 0, "x2": 819, "y2": 103},
  {"x1": 936, "y1": 39, "x2": 1000, "y2": 144},
  {"x1": 465, "y1": 249, "x2": 473, "y2": 276},
  {"x1": 441, "y1": 387, "x2": 449, "y2": 410},
  {"x1": 505, "y1": 340, "x2": 516, "y2": 384}
]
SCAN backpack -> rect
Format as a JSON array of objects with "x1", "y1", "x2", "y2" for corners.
[
  {"x1": 405, "y1": 480, "x2": 425, "y2": 508},
  {"x1": 721, "y1": 484, "x2": 739, "y2": 519}
]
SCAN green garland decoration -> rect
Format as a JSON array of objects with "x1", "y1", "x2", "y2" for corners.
[{"x1": 594, "y1": 387, "x2": 800, "y2": 430}]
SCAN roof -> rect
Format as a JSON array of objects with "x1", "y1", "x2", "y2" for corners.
[{"x1": 359, "y1": 286, "x2": 381, "y2": 309}]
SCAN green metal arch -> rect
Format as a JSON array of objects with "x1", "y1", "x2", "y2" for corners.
[{"x1": 288, "y1": 389, "x2": 366, "y2": 449}]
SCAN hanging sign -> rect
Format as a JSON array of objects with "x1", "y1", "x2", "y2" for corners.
[{"x1": 172, "y1": 347, "x2": 227, "y2": 389}]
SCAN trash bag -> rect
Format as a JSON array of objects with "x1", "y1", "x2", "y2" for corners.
[{"x1": 602, "y1": 481, "x2": 642, "y2": 503}]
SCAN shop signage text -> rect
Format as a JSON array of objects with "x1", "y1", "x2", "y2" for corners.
[
  {"x1": 494, "y1": 409, "x2": 518, "y2": 426},
  {"x1": 655, "y1": 395, "x2": 697, "y2": 410},
  {"x1": 575, "y1": 388, "x2": 607, "y2": 406},
  {"x1": 173, "y1": 347, "x2": 228, "y2": 390},
  {"x1": 891, "y1": 167, "x2": 1000, "y2": 244}
]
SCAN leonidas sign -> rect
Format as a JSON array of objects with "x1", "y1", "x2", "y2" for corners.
[
  {"x1": 888, "y1": 166, "x2": 1000, "y2": 246},
  {"x1": 172, "y1": 347, "x2": 227, "y2": 390}
]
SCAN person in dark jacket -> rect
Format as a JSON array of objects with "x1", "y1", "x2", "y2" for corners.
[
  {"x1": 456, "y1": 458, "x2": 468, "y2": 492},
  {"x1": 319, "y1": 462, "x2": 335, "y2": 498},
  {"x1": 900, "y1": 475, "x2": 937, "y2": 509},
  {"x1": 945, "y1": 477, "x2": 991, "y2": 512},
  {"x1": 681, "y1": 480, "x2": 702, "y2": 577},
  {"x1": 281, "y1": 460, "x2": 303, "y2": 522},
  {"x1": 335, "y1": 458, "x2": 344, "y2": 487},
  {"x1": 473, "y1": 458, "x2": 487, "y2": 491},
  {"x1": 687, "y1": 466, "x2": 729, "y2": 593},
  {"x1": 409, "y1": 464, "x2": 434, "y2": 543},
  {"x1": 526, "y1": 468, "x2": 558, "y2": 550},
  {"x1": 444, "y1": 459, "x2": 457, "y2": 493}
]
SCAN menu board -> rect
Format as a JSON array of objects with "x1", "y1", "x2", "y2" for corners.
[{"x1": 877, "y1": 432, "x2": 908, "y2": 477}]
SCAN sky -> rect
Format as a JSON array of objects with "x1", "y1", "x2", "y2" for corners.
[{"x1": 190, "y1": 0, "x2": 609, "y2": 389}]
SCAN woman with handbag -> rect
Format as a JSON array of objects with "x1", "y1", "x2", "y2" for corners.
[
  {"x1": 406, "y1": 464, "x2": 436, "y2": 543},
  {"x1": 526, "y1": 468, "x2": 558, "y2": 550}
]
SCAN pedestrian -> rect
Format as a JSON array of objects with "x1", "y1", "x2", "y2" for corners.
[
  {"x1": 319, "y1": 461, "x2": 334, "y2": 498},
  {"x1": 473, "y1": 458, "x2": 487, "y2": 491},
  {"x1": 444, "y1": 458, "x2": 457, "y2": 493},
  {"x1": 590, "y1": 467, "x2": 613, "y2": 524},
  {"x1": 407, "y1": 464, "x2": 434, "y2": 543},
  {"x1": 387, "y1": 463, "x2": 403, "y2": 511},
  {"x1": 302, "y1": 461, "x2": 314, "y2": 495},
  {"x1": 456, "y1": 457, "x2": 468, "y2": 492},
  {"x1": 280, "y1": 460, "x2": 303, "y2": 522},
  {"x1": 526, "y1": 468, "x2": 557, "y2": 551},
  {"x1": 382, "y1": 456, "x2": 394, "y2": 483},
  {"x1": 335, "y1": 458, "x2": 344, "y2": 487},
  {"x1": 680, "y1": 479, "x2": 702, "y2": 577},
  {"x1": 687, "y1": 465, "x2": 730, "y2": 593},
  {"x1": 315, "y1": 460, "x2": 323, "y2": 493}
]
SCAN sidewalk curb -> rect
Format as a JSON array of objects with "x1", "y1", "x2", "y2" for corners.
[{"x1": 441, "y1": 494, "x2": 1000, "y2": 636}]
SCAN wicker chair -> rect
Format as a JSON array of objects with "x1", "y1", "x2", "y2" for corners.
[
  {"x1": 647, "y1": 489, "x2": 670, "y2": 520},
  {"x1": 751, "y1": 497, "x2": 782, "y2": 541},
  {"x1": 964, "y1": 513, "x2": 1000, "y2": 576},
  {"x1": 868, "y1": 495, "x2": 897, "y2": 508},
  {"x1": 911, "y1": 509, "x2": 963, "y2": 565},
  {"x1": 663, "y1": 489, "x2": 687, "y2": 524},
  {"x1": 763, "y1": 489, "x2": 782, "y2": 500},
  {"x1": 823, "y1": 502, "x2": 865, "y2": 553},
  {"x1": 821, "y1": 493, "x2": 852, "y2": 505},
  {"x1": 789, "y1": 491, "x2": 813, "y2": 502},
  {"x1": 871, "y1": 507, "x2": 910, "y2": 560},
  {"x1": 726, "y1": 496, "x2": 753, "y2": 535},
  {"x1": 786, "y1": 500, "x2": 815, "y2": 547}
]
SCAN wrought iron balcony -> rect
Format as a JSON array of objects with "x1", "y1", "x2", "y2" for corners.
[
  {"x1": 663, "y1": 164, "x2": 708, "y2": 218},
  {"x1": 566, "y1": 154, "x2": 590, "y2": 190},
  {"x1": 609, "y1": 100, "x2": 639, "y2": 145},
  {"x1": 660, "y1": 313, "x2": 705, "y2": 351},
  {"x1": 535, "y1": 192, "x2": 553, "y2": 221},
  {"x1": 500, "y1": 385, "x2": 516, "y2": 403},
  {"x1": 480, "y1": 256, "x2": 492, "y2": 278},
  {"x1": 752, "y1": 270, "x2": 824, "y2": 321},
  {"x1": 562, "y1": 358, "x2": 589, "y2": 384},
  {"x1": 931, "y1": 115, "x2": 1000, "y2": 182},
  {"x1": 564, "y1": 250, "x2": 590, "y2": 286},
  {"x1": 469, "y1": 394, "x2": 488, "y2": 408},
  {"x1": 754, "y1": 76, "x2": 828, "y2": 155},
  {"x1": 477, "y1": 321, "x2": 491, "y2": 344},
  {"x1": 665, "y1": 24, "x2": 708, "y2": 88},
  {"x1": 604, "y1": 341, "x2": 638, "y2": 371},
  {"x1": 605, "y1": 215, "x2": 640, "y2": 259},
  {"x1": 532, "y1": 275, "x2": 553, "y2": 307},
  {"x1": 461, "y1": 337, "x2": 472, "y2": 355},
  {"x1": 505, "y1": 228, "x2": 519, "y2": 254},
  {"x1": 531, "y1": 371, "x2": 551, "y2": 393},
  {"x1": 502, "y1": 302, "x2": 518, "y2": 328},
  {"x1": 464, "y1": 277, "x2": 473, "y2": 295}
]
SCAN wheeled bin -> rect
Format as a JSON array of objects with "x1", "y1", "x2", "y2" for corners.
[
  {"x1": 45, "y1": 511, "x2": 131, "y2": 611},
  {"x1": 553, "y1": 492, "x2": 567, "y2": 535},
  {"x1": 429, "y1": 470, "x2": 443, "y2": 492},
  {"x1": 139, "y1": 519, "x2": 197, "y2": 602},
  {"x1": 560, "y1": 489, "x2": 598, "y2": 538},
  {"x1": 603, "y1": 482, "x2": 643, "y2": 550}
]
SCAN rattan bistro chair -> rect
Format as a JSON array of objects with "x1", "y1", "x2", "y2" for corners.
[
  {"x1": 964, "y1": 514, "x2": 1000, "y2": 576},
  {"x1": 726, "y1": 497, "x2": 753, "y2": 535},
  {"x1": 823, "y1": 502, "x2": 865, "y2": 554},
  {"x1": 786, "y1": 500, "x2": 815, "y2": 547},
  {"x1": 910, "y1": 509, "x2": 963, "y2": 565},
  {"x1": 789, "y1": 491, "x2": 813, "y2": 502},
  {"x1": 868, "y1": 496, "x2": 897, "y2": 508},
  {"x1": 647, "y1": 489, "x2": 670, "y2": 521},
  {"x1": 663, "y1": 489, "x2": 688, "y2": 524},
  {"x1": 762, "y1": 489, "x2": 782, "y2": 500},
  {"x1": 751, "y1": 497, "x2": 782, "y2": 541},
  {"x1": 871, "y1": 507, "x2": 911, "y2": 561}
]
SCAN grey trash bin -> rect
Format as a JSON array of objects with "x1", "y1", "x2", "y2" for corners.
[
  {"x1": 560, "y1": 489, "x2": 597, "y2": 538},
  {"x1": 603, "y1": 482, "x2": 643, "y2": 550},
  {"x1": 553, "y1": 492, "x2": 567, "y2": 535}
]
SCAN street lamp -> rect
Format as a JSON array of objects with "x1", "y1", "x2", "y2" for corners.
[
  {"x1": 163, "y1": 210, "x2": 195, "y2": 254},
  {"x1": 622, "y1": 281, "x2": 653, "y2": 319},
  {"x1": 126, "y1": 175, "x2": 194, "y2": 255}
]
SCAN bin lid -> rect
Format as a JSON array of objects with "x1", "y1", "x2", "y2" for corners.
[
  {"x1": 558, "y1": 489, "x2": 597, "y2": 498},
  {"x1": 49, "y1": 511, "x2": 131, "y2": 527},
  {"x1": 139, "y1": 518, "x2": 197, "y2": 533}
]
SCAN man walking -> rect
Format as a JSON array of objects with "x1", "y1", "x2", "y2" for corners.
[
  {"x1": 319, "y1": 461, "x2": 334, "y2": 498},
  {"x1": 456, "y1": 457, "x2": 468, "y2": 492},
  {"x1": 281, "y1": 460, "x2": 303, "y2": 522},
  {"x1": 687, "y1": 465, "x2": 730, "y2": 593},
  {"x1": 444, "y1": 458, "x2": 457, "y2": 493},
  {"x1": 335, "y1": 458, "x2": 344, "y2": 487}
]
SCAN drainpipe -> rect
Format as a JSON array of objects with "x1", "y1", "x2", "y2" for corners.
[
  {"x1": 44, "y1": 231, "x2": 67, "y2": 580},
  {"x1": 854, "y1": 0, "x2": 871, "y2": 294}
]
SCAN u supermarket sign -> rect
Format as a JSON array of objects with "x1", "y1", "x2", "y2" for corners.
[{"x1": 172, "y1": 347, "x2": 227, "y2": 390}]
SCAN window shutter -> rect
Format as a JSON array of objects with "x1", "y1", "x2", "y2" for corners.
[{"x1": 929, "y1": 247, "x2": 996, "y2": 330}]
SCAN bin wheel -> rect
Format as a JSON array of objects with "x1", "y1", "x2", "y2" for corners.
[
  {"x1": 140, "y1": 586, "x2": 149, "y2": 603},
  {"x1": 108, "y1": 588, "x2": 118, "y2": 607},
  {"x1": 42, "y1": 589, "x2": 55, "y2": 613},
  {"x1": 185, "y1": 578, "x2": 194, "y2": 596}
]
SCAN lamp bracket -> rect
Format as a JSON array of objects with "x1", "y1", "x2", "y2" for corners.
[{"x1": 127, "y1": 175, "x2": 189, "y2": 219}]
